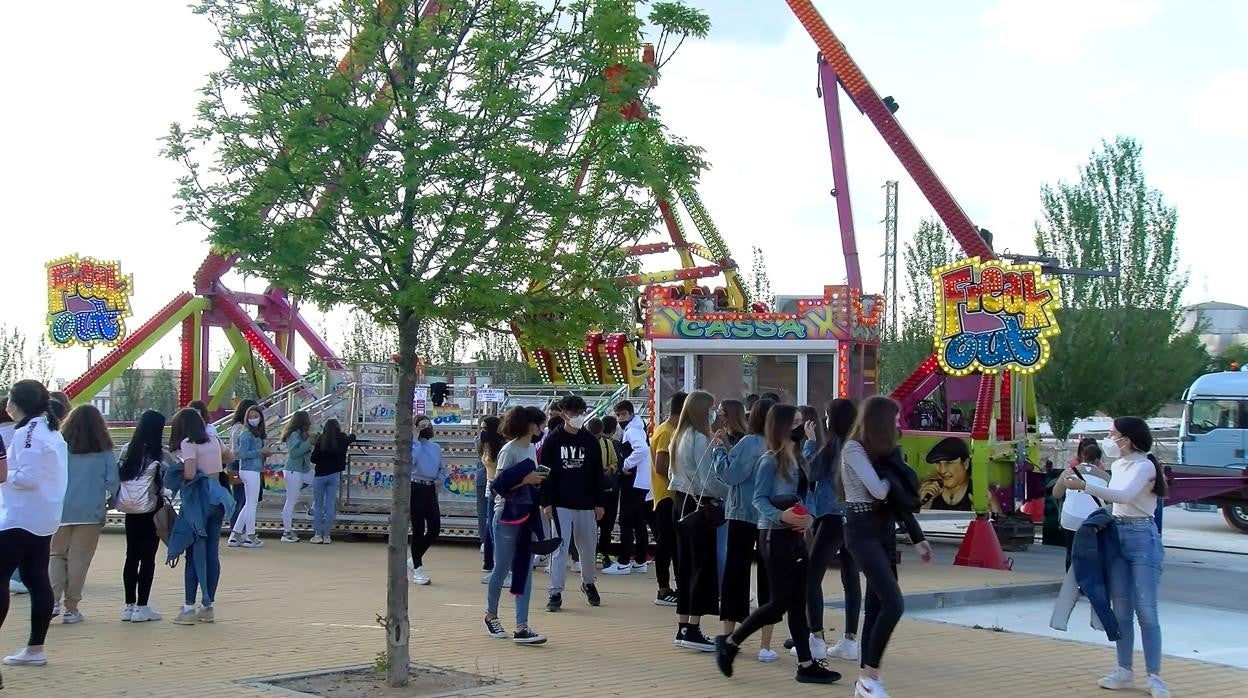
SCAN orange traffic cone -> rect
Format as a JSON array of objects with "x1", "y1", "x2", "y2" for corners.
[{"x1": 954, "y1": 516, "x2": 1012, "y2": 570}]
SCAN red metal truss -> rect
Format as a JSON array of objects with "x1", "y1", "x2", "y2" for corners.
[
  {"x1": 64, "y1": 292, "x2": 197, "y2": 399},
  {"x1": 996, "y1": 370, "x2": 1014, "y2": 441}
]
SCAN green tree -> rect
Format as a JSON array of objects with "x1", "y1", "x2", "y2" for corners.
[
  {"x1": 110, "y1": 367, "x2": 145, "y2": 421},
  {"x1": 164, "y1": 0, "x2": 708, "y2": 684},
  {"x1": 748, "y1": 245, "x2": 774, "y2": 309},
  {"x1": 1211, "y1": 343, "x2": 1248, "y2": 372},
  {"x1": 1035, "y1": 137, "x2": 1206, "y2": 419},
  {"x1": 1034, "y1": 309, "x2": 1106, "y2": 441},
  {"x1": 142, "y1": 360, "x2": 179, "y2": 418},
  {"x1": 0, "y1": 325, "x2": 27, "y2": 393},
  {"x1": 878, "y1": 218, "x2": 956, "y2": 393}
]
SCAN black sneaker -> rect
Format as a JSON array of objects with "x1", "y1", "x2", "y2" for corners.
[
  {"x1": 679, "y1": 625, "x2": 716, "y2": 652},
  {"x1": 715, "y1": 635, "x2": 740, "y2": 677},
  {"x1": 783, "y1": 637, "x2": 796, "y2": 650},
  {"x1": 795, "y1": 661, "x2": 841, "y2": 684},
  {"x1": 674, "y1": 624, "x2": 687, "y2": 646},
  {"x1": 546, "y1": 593, "x2": 562, "y2": 612},
  {"x1": 654, "y1": 590, "x2": 678, "y2": 607},
  {"x1": 513, "y1": 627, "x2": 547, "y2": 645},
  {"x1": 483, "y1": 616, "x2": 507, "y2": 639},
  {"x1": 581, "y1": 583, "x2": 601, "y2": 607}
]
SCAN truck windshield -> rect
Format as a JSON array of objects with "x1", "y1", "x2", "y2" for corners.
[{"x1": 1187, "y1": 399, "x2": 1243, "y2": 434}]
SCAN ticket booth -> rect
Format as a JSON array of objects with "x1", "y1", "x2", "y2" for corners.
[{"x1": 644, "y1": 285, "x2": 882, "y2": 420}]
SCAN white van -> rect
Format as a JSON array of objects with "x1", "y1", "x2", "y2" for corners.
[{"x1": 1177, "y1": 368, "x2": 1248, "y2": 532}]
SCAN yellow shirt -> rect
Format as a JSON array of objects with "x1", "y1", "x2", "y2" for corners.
[{"x1": 650, "y1": 420, "x2": 676, "y2": 506}]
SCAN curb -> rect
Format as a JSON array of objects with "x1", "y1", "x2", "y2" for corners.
[{"x1": 823, "y1": 580, "x2": 1062, "y2": 612}]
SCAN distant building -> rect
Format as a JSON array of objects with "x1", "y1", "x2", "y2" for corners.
[{"x1": 1180, "y1": 302, "x2": 1248, "y2": 355}]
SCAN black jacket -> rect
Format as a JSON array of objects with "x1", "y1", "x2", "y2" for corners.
[
  {"x1": 877, "y1": 447, "x2": 926, "y2": 544},
  {"x1": 539, "y1": 427, "x2": 605, "y2": 510},
  {"x1": 312, "y1": 434, "x2": 357, "y2": 477}
]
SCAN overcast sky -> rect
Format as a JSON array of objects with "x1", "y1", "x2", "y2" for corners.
[{"x1": 2, "y1": 0, "x2": 1244, "y2": 382}]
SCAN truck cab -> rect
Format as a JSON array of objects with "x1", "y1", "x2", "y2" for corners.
[{"x1": 1178, "y1": 368, "x2": 1248, "y2": 531}]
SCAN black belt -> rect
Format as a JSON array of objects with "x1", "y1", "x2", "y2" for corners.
[
  {"x1": 846, "y1": 501, "x2": 882, "y2": 514},
  {"x1": 411, "y1": 479, "x2": 436, "y2": 486}
]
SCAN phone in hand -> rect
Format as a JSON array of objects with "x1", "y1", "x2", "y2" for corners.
[{"x1": 535, "y1": 465, "x2": 551, "y2": 475}]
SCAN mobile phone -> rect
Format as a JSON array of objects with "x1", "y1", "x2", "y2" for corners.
[{"x1": 535, "y1": 465, "x2": 551, "y2": 475}]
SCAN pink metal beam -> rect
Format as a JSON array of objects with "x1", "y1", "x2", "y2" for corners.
[
  {"x1": 213, "y1": 291, "x2": 304, "y2": 389},
  {"x1": 266, "y1": 293, "x2": 346, "y2": 370},
  {"x1": 818, "y1": 59, "x2": 862, "y2": 291}
]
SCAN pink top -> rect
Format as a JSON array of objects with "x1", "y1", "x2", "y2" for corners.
[{"x1": 180, "y1": 437, "x2": 224, "y2": 475}]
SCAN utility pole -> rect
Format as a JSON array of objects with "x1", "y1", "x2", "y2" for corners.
[{"x1": 882, "y1": 180, "x2": 899, "y2": 337}]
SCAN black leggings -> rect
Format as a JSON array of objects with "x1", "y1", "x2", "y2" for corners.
[
  {"x1": 652, "y1": 497, "x2": 677, "y2": 590},
  {"x1": 721, "y1": 519, "x2": 769, "y2": 622},
  {"x1": 616, "y1": 475, "x2": 650, "y2": 565},
  {"x1": 845, "y1": 509, "x2": 903, "y2": 669},
  {"x1": 124, "y1": 511, "x2": 160, "y2": 606},
  {"x1": 674, "y1": 492, "x2": 719, "y2": 617},
  {"x1": 409, "y1": 482, "x2": 441, "y2": 568},
  {"x1": 730, "y1": 528, "x2": 812, "y2": 661},
  {"x1": 597, "y1": 487, "x2": 620, "y2": 559},
  {"x1": 0, "y1": 528, "x2": 54, "y2": 646},
  {"x1": 807, "y1": 514, "x2": 862, "y2": 636}
]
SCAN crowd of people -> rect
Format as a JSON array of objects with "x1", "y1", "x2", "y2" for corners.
[{"x1": 0, "y1": 377, "x2": 1172, "y2": 697}]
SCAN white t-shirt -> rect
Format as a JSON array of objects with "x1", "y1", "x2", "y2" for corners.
[
  {"x1": 1, "y1": 417, "x2": 69, "y2": 537},
  {"x1": 1084, "y1": 453, "x2": 1160, "y2": 519},
  {"x1": 491, "y1": 440, "x2": 538, "y2": 514}
]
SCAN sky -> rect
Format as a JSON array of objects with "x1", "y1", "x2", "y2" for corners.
[{"x1": 1, "y1": 0, "x2": 1245, "y2": 382}]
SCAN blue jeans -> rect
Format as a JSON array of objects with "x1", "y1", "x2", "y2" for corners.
[
  {"x1": 313, "y1": 474, "x2": 340, "y2": 538},
  {"x1": 1110, "y1": 519, "x2": 1164, "y2": 674},
  {"x1": 485, "y1": 511, "x2": 533, "y2": 629},
  {"x1": 476, "y1": 465, "x2": 495, "y2": 570},
  {"x1": 185, "y1": 505, "x2": 225, "y2": 606}
]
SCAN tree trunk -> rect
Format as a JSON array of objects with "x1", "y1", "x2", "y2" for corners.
[{"x1": 386, "y1": 314, "x2": 419, "y2": 687}]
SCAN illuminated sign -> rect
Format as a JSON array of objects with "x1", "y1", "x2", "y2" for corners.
[
  {"x1": 932, "y1": 257, "x2": 1060, "y2": 376},
  {"x1": 646, "y1": 286, "x2": 883, "y2": 343},
  {"x1": 45, "y1": 255, "x2": 134, "y2": 348}
]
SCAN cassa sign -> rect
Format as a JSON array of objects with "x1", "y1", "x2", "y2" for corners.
[{"x1": 932, "y1": 257, "x2": 1060, "y2": 376}]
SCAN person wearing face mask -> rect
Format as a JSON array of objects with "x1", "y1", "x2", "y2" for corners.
[
  {"x1": 539, "y1": 395, "x2": 606, "y2": 612},
  {"x1": 409, "y1": 415, "x2": 444, "y2": 586},
  {"x1": 1062, "y1": 418, "x2": 1171, "y2": 698},
  {"x1": 228, "y1": 406, "x2": 271, "y2": 549}
]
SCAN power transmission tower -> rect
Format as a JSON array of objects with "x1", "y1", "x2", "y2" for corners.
[{"x1": 882, "y1": 180, "x2": 899, "y2": 337}]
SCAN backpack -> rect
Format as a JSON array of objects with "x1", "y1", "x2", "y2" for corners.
[{"x1": 599, "y1": 436, "x2": 620, "y2": 490}]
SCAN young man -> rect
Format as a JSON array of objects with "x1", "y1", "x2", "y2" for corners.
[
  {"x1": 409, "y1": 414, "x2": 444, "y2": 586},
  {"x1": 540, "y1": 395, "x2": 606, "y2": 611},
  {"x1": 604, "y1": 400, "x2": 652, "y2": 576},
  {"x1": 647, "y1": 391, "x2": 686, "y2": 606},
  {"x1": 590, "y1": 417, "x2": 622, "y2": 571}
]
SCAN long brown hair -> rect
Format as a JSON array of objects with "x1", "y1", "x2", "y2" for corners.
[
  {"x1": 849, "y1": 395, "x2": 900, "y2": 460},
  {"x1": 718, "y1": 399, "x2": 748, "y2": 439},
  {"x1": 765, "y1": 404, "x2": 800, "y2": 481},
  {"x1": 62, "y1": 404, "x2": 114, "y2": 455},
  {"x1": 673, "y1": 390, "x2": 715, "y2": 468},
  {"x1": 280, "y1": 410, "x2": 311, "y2": 442}
]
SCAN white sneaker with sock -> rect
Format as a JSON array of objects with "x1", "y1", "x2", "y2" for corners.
[
  {"x1": 1147, "y1": 675, "x2": 1171, "y2": 698},
  {"x1": 829, "y1": 637, "x2": 860, "y2": 661},
  {"x1": 855, "y1": 676, "x2": 890, "y2": 698},
  {"x1": 3, "y1": 648, "x2": 47, "y2": 666},
  {"x1": 789, "y1": 634, "x2": 828, "y2": 659},
  {"x1": 1098, "y1": 667, "x2": 1135, "y2": 690},
  {"x1": 758, "y1": 648, "x2": 778, "y2": 663}
]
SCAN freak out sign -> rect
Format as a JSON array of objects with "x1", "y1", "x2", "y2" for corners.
[
  {"x1": 46, "y1": 255, "x2": 134, "y2": 348},
  {"x1": 932, "y1": 257, "x2": 1060, "y2": 376}
]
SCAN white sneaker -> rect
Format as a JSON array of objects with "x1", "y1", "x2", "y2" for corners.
[
  {"x1": 51, "y1": 603, "x2": 61, "y2": 618},
  {"x1": 322, "y1": 535, "x2": 332, "y2": 545},
  {"x1": 247, "y1": 535, "x2": 265, "y2": 548},
  {"x1": 1098, "y1": 667, "x2": 1135, "y2": 690},
  {"x1": 482, "y1": 571, "x2": 493, "y2": 584},
  {"x1": 61, "y1": 610, "x2": 84, "y2": 624},
  {"x1": 227, "y1": 536, "x2": 242, "y2": 548},
  {"x1": 829, "y1": 637, "x2": 860, "y2": 661},
  {"x1": 3, "y1": 648, "x2": 47, "y2": 666},
  {"x1": 758, "y1": 648, "x2": 778, "y2": 663},
  {"x1": 631, "y1": 562, "x2": 649, "y2": 573},
  {"x1": 412, "y1": 566, "x2": 431, "y2": 585},
  {"x1": 9, "y1": 579, "x2": 28, "y2": 595},
  {"x1": 132, "y1": 606, "x2": 162, "y2": 622},
  {"x1": 789, "y1": 634, "x2": 827, "y2": 659},
  {"x1": 602, "y1": 563, "x2": 632, "y2": 575},
  {"x1": 120, "y1": 604, "x2": 135, "y2": 622},
  {"x1": 855, "y1": 676, "x2": 890, "y2": 698},
  {"x1": 280, "y1": 532, "x2": 299, "y2": 543},
  {"x1": 1147, "y1": 675, "x2": 1171, "y2": 698},
  {"x1": 309, "y1": 535, "x2": 324, "y2": 544},
  {"x1": 572, "y1": 561, "x2": 582, "y2": 573}
]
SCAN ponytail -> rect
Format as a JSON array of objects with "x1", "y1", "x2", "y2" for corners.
[
  {"x1": 1148, "y1": 454, "x2": 1168, "y2": 497},
  {"x1": 8, "y1": 379, "x2": 60, "y2": 431}
]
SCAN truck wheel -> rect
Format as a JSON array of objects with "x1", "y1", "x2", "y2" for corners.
[{"x1": 1222, "y1": 504, "x2": 1248, "y2": 533}]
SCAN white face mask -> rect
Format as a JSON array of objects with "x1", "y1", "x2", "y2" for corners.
[
  {"x1": 1100, "y1": 437, "x2": 1121, "y2": 460},
  {"x1": 567, "y1": 415, "x2": 586, "y2": 429},
  {"x1": 248, "y1": 418, "x2": 261, "y2": 428}
]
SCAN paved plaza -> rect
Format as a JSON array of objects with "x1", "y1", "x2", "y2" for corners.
[{"x1": 2, "y1": 533, "x2": 1245, "y2": 696}]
